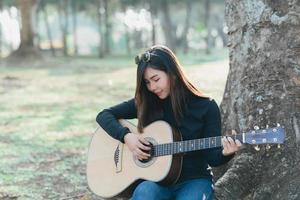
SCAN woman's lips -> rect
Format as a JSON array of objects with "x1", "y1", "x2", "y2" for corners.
[{"x1": 155, "y1": 91, "x2": 163, "y2": 96}]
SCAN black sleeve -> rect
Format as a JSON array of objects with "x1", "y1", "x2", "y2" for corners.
[
  {"x1": 96, "y1": 98, "x2": 137, "y2": 143},
  {"x1": 201, "y1": 99, "x2": 234, "y2": 167}
]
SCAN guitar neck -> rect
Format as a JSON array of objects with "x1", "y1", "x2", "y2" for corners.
[{"x1": 152, "y1": 134, "x2": 244, "y2": 157}]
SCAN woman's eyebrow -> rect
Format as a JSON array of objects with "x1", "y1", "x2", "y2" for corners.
[
  {"x1": 144, "y1": 74, "x2": 158, "y2": 81},
  {"x1": 149, "y1": 74, "x2": 158, "y2": 80}
]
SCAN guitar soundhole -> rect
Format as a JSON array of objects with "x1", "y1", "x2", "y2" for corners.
[
  {"x1": 139, "y1": 142, "x2": 154, "y2": 163},
  {"x1": 135, "y1": 137, "x2": 157, "y2": 168}
]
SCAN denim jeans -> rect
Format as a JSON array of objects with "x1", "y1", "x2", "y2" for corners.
[{"x1": 131, "y1": 178, "x2": 213, "y2": 200}]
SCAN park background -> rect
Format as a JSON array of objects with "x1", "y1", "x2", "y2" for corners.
[{"x1": 0, "y1": 0, "x2": 299, "y2": 200}]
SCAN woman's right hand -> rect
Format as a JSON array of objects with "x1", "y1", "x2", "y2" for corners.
[{"x1": 124, "y1": 133, "x2": 151, "y2": 160}]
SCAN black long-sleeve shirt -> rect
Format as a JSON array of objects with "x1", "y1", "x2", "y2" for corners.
[{"x1": 96, "y1": 95, "x2": 233, "y2": 182}]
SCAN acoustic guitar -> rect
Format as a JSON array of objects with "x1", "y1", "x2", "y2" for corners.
[{"x1": 86, "y1": 120, "x2": 285, "y2": 199}]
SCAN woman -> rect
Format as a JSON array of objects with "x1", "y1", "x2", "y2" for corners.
[{"x1": 96, "y1": 45, "x2": 242, "y2": 200}]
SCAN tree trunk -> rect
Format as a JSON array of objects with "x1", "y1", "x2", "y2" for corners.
[
  {"x1": 120, "y1": 1, "x2": 131, "y2": 55},
  {"x1": 133, "y1": 30, "x2": 143, "y2": 49},
  {"x1": 182, "y1": 0, "x2": 192, "y2": 54},
  {"x1": 160, "y1": 0, "x2": 176, "y2": 52},
  {"x1": 149, "y1": 0, "x2": 158, "y2": 46},
  {"x1": 19, "y1": 0, "x2": 34, "y2": 48},
  {"x1": 203, "y1": 0, "x2": 212, "y2": 54},
  {"x1": 41, "y1": 0, "x2": 55, "y2": 56},
  {"x1": 58, "y1": 0, "x2": 69, "y2": 56},
  {"x1": 72, "y1": 0, "x2": 78, "y2": 56},
  {"x1": 0, "y1": 0, "x2": 3, "y2": 57},
  {"x1": 96, "y1": 0, "x2": 104, "y2": 58},
  {"x1": 214, "y1": 1, "x2": 300, "y2": 199},
  {"x1": 103, "y1": 0, "x2": 111, "y2": 55},
  {"x1": 8, "y1": 0, "x2": 41, "y2": 61},
  {"x1": 35, "y1": 0, "x2": 41, "y2": 50}
]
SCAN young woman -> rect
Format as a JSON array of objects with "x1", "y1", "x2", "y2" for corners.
[{"x1": 96, "y1": 45, "x2": 242, "y2": 200}]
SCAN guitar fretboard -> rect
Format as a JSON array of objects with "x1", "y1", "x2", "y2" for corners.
[{"x1": 152, "y1": 134, "x2": 243, "y2": 157}]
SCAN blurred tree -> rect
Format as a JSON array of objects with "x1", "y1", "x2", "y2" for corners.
[
  {"x1": 90, "y1": 0, "x2": 115, "y2": 57},
  {"x1": 0, "y1": 0, "x2": 3, "y2": 57},
  {"x1": 70, "y1": 0, "x2": 92, "y2": 56},
  {"x1": 8, "y1": 0, "x2": 41, "y2": 60},
  {"x1": 178, "y1": 0, "x2": 192, "y2": 54},
  {"x1": 214, "y1": 0, "x2": 300, "y2": 199},
  {"x1": 120, "y1": 0, "x2": 131, "y2": 55},
  {"x1": 160, "y1": 0, "x2": 176, "y2": 52},
  {"x1": 18, "y1": 0, "x2": 35, "y2": 49},
  {"x1": 58, "y1": 0, "x2": 69, "y2": 56},
  {"x1": 103, "y1": 0, "x2": 111, "y2": 55},
  {"x1": 203, "y1": 0, "x2": 211, "y2": 54},
  {"x1": 40, "y1": 0, "x2": 55, "y2": 56},
  {"x1": 158, "y1": 0, "x2": 195, "y2": 53},
  {"x1": 35, "y1": 0, "x2": 41, "y2": 49},
  {"x1": 148, "y1": 0, "x2": 158, "y2": 46},
  {"x1": 96, "y1": 0, "x2": 105, "y2": 58},
  {"x1": 216, "y1": 15, "x2": 227, "y2": 48},
  {"x1": 71, "y1": 0, "x2": 78, "y2": 55}
]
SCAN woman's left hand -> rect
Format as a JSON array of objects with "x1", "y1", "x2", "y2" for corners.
[{"x1": 221, "y1": 134, "x2": 243, "y2": 156}]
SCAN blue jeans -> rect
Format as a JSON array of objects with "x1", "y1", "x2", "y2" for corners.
[{"x1": 132, "y1": 179, "x2": 214, "y2": 200}]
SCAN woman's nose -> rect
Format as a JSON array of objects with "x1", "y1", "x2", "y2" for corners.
[{"x1": 149, "y1": 82, "x2": 157, "y2": 92}]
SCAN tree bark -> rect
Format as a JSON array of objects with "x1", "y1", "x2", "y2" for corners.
[
  {"x1": 41, "y1": 0, "x2": 55, "y2": 56},
  {"x1": 96, "y1": 0, "x2": 104, "y2": 58},
  {"x1": 58, "y1": 0, "x2": 69, "y2": 56},
  {"x1": 72, "y1": 0, "x2": 78, "y2": 56},
  {"x1": 204, "y1": 0, "x2": 212, "y2": 54},
  {"x1": 120, "y1": 0, "x2": 131, "y2": 55},
  {"x1": 160, "y1": 0, "x2": 176, "y2": 52},
  {"x1": 181, "y1": 0, "x2": 192, "y2": 54},
  {"x1": 214, "y1": 1, "x2": 300, "y2": 199},
  {"x1": 7, "y1": 0, "x2": 41, "y2": 61},
  {"x1": 149, "y1": 0, "x2": 158, "y2": 46},
  {"x1": 103, "y1": 0, "x2": 111, "y2": 55},
  {"x1": 0, "y1": 0, "x2": 3, "y2": 57},
  {"x1": 19, "y1": 0, "x2": 34, "y2": 48}
]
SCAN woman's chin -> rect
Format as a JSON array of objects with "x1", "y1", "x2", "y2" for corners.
[{"x1": 158, "y1": 94, "x2": 168, "y2": 99}]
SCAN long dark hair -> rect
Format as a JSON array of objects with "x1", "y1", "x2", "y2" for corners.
[{"x1": 135, "y1": 45, "x2": 206, "y2": 132}]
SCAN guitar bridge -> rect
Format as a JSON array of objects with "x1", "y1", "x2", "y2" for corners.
[{"x1": 114, "y1": 143, "x2": 123, "y2": 173}]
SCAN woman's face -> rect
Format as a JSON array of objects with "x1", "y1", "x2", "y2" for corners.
[{"x1": 144, "y1": 67, "x2": 170, "y2": 99}]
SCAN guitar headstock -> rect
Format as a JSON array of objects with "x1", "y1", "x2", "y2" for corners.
[{"x1": 244, "y1": 124, "x2": 285, "y2": 148}]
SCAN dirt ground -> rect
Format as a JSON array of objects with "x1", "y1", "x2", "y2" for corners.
[{"x1": 0, "y1": 57, "x2": 229, "y2": 200}]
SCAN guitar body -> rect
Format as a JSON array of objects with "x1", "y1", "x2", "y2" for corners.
[{"x1": 86, "y1": 120, "x2": 183, "y2": 199}]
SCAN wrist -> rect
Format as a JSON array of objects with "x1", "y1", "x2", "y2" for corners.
[
  {"x1": 124, "y1": 132, "x2": 132, "y2": 143},
  {"x1": 222, "y1": 149, "x2": 236, "y2": 156}
]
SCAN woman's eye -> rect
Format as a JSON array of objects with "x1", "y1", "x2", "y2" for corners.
[{"x1": 154, "y1": 79, "x2": 160, "y2": 82}]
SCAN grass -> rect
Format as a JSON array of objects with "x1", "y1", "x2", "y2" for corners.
[{"x1": 0, "y1": 48, "x2": 229, "y2": 199}]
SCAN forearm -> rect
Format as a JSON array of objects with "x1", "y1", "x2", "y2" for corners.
[
  {"x1": 96, "y1": 99, "x2": 137, "y2": 143},
  {"x1": 96, "y1": 110, "x2": 130, "y2": 143}
]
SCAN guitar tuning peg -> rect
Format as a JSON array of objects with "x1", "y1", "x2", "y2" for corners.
[
  {"x1": 254, "y1": 145, "x2": 260, "y2": 151},
  {"x1": 266, "y1": 144, "x2": 271, "y2": 150},
  {"x1": 254, "y1": 126, "x2": 260, "y2": 130},
  {"x1": 277, "y1": 144, "x2": 281, "y2": 149},
  {"x1": 277, "y1": 123, "x2": 281, "y2": 127}
]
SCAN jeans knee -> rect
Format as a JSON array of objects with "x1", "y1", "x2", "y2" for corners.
[
  {"x1": 133, "y1": 181, "x2": 157, "y2": 196},
  {"x1": 132, "y1": 181, "x2": 167, "y2": 200}
]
